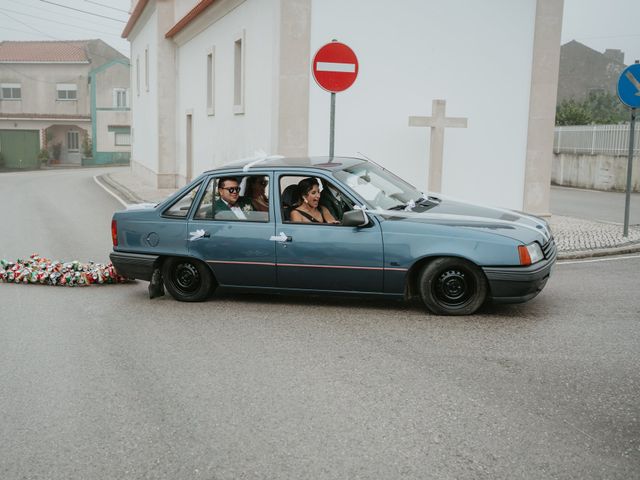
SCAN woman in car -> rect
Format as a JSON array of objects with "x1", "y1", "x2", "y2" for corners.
[
  {"x1": 290, "y1": 177, "x2": 339, "y2": 224},
  {"x1": 245, "y1": 175, "x2": 269, "y2": 212}
]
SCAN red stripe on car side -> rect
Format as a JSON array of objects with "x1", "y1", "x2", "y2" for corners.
[{"x1": 206, "y1": 260, "x2": 408, "y2": 272}]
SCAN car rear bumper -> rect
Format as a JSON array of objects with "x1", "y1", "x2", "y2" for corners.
[
  {"x1": 482, "y1": 255, "x2": 556, "y2": 304},
  {"x1": 110, "y1": 251, "x2": 159, "y2": 281}
]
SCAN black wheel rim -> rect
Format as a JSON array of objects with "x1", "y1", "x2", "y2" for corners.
[
  {"x1": 433, "y1": 267, "x2": 475, "y2": 308},
  {"x1": 172, "y1": 261, "x2": 200, "y2": 294}
]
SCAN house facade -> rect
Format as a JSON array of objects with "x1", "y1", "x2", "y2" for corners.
[
  {"x1": 556, "y1": 40, "x2": 627, "y2": 104},
  {"x1": 0, "y1": 40, "x2": 131, "y2": 169},
  {"x1": 123, "y1": 0, "x2": 563, "y2": 214}
]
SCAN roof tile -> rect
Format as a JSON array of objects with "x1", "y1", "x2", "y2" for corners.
[{"x1": 0, "y1": 40, "x2": 91, "y2": 63}]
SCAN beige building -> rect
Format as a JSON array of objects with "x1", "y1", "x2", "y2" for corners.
[{"x1": 0, "y1": 40, "x2": 131, "y2": 169}]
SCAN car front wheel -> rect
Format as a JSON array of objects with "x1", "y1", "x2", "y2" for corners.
[
  {"x1": 162, "y1": 257, "x2": 214, "y2": 302},
  {"x1": 418, "y1": 257, "x2": 488, "y2": 315}
]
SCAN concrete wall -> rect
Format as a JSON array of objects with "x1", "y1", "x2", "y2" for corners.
[
  {"x1": 174, "y1": 0, "x2": 278, "y2": 184},
  {"x1": 129, "y1": 5, "x2": 160, "y2": 185},
  {"x1": 308, "y1": 0, "x2": 537, "y2": 210},
  {"x1": 552, "y1": 153, "x2": 640, "y2": 192}
]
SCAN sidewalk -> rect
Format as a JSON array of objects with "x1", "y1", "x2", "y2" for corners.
[{"x1": 97, "y1": 170, "x2": 640, "y2": 261}]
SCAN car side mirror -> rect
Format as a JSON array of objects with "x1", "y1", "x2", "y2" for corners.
[{"x1": 341, "y1": 209, "x2": 369, "y2": 227}]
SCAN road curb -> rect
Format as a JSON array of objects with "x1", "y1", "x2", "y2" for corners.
[
  {"x1": 557, "y1": 242, "x2": 640, "y2": 260},
  {"x1": 94, "y1": 173, "x2": 144, "y2": 206}
]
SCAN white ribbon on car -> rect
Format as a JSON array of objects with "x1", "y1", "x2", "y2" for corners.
[{"x1": 189, "y1": 229, "x2": 206, "y2": 241}]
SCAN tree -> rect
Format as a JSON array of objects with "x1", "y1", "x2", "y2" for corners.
[
  {"x1": 555, "y1": 92, "x2": 628, "y2": 125},
  {"x1": 555, "y1": 99, "x2": 591, "y2": 126}
]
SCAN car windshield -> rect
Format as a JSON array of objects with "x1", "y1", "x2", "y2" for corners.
[{"x1": 333, "y1": 162, "x2": 428, "y2": 211}]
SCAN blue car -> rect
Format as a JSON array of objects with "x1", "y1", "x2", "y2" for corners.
[{"x1": 110, "y1": 156, "x2": 556, "y2": 315}]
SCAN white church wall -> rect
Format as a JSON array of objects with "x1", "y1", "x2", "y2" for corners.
[
  {"x1": 174, "y1": 1, "x2": 201, "y2": 22},
  {"x1": 308, "y1": 0, "x2": 537, "y2": 210},
  {"x1": 175, "y1": 0, "x2": 279, "y2": 179},
  {"x1": 129, "y1": 7, "x2": 159, "y2": 183}
]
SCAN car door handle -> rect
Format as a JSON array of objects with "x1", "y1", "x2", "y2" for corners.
[{"x1": 269, "y1": 232, "x2": 292, "y2": 242}]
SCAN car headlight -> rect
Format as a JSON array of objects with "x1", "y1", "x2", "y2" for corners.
[{"x1": 518, "y1": 242, "x2": 544, "y2": 266}]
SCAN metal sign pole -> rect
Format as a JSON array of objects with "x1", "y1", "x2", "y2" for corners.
[
  {"x1": 329, "y1": 92, "x2": 336, "y2": 158},
  {"x1": 623, "y1": 107, "x2": 636, "y2": 237}
]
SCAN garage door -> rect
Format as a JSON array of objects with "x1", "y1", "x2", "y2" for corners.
[{"x1": 0, "y1": 130, "x2": 40, "y2": 169}]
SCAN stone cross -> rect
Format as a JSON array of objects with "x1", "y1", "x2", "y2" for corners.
[{"x1": 409, "y1": 99, "x2": 468, "y2": 192}]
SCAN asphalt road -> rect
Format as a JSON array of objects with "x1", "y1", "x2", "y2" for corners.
[
  {"x1": 551, "y1": 185, "x2": 640, "y2": 225},
  {"x1": 1, "y1": 169, "x2": 639, "y2": 479}
]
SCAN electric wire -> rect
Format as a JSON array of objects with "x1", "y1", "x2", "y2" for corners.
[
  {"x1": 0, "y1": 7, "x2": 124, "y2": 39},
  {"x1": 84, "y1": 0, "x2": 130, "y2": 15},
  {"x1": 39, "y1": 0, "x2": 126, "y2": 23}
]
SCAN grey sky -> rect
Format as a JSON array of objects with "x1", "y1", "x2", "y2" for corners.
[
  {"x1": 0, "y1": 0, "x2": 130, "y2": 56},
  {"x1": 0, "y1": 1, "x2": 639, "y2": 66},
  {"x1": 562, "y1": 0, "x2": 640, "y2": 64}
]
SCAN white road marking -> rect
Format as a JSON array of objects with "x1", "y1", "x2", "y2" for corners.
[
  {"x1": 316, "y1": 61, "x2": 356, "y2": 73},
  {"x1": 93, "y1": 175, "x2": 128, "y2": 208},
  {"x1": 558, "y1": 254, "x2": 640, "y2": 265}
]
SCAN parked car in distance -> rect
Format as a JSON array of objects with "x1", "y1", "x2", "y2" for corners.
[{"x1": 110, "y1": 156, "x2": 556, "y2": 315}]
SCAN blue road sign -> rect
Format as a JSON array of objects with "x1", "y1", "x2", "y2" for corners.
[{"x1": 617, "y1": 63, "x2": 640, "y2": 108}]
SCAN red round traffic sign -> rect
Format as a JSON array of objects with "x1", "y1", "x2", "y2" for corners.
[{"x1": 312, "y1": 41, "x2": 359, "y2": 93}]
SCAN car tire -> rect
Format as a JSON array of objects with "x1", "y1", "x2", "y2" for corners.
[
  {"x1": 418, "y1": 257, "x2": 488, "y2": 316},
  {"x1": 162, "y1": 257, "x2": 214, "y2": 302}
]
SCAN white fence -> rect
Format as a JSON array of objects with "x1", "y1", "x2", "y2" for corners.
[{"x1": 554, "y1": 124, "x2": 640, "y2": 155}]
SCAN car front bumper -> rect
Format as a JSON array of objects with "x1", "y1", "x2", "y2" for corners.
[
  {"x1": 482, "y1": 254, "x2": 556, "y2": 304},
  {"x1": 110, "y1": 251, "x2": 159, "y2": 281}
]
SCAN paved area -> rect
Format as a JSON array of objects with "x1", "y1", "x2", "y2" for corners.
[{"x1": 96, "y1": 167, "x2": 640, "y2": 260}]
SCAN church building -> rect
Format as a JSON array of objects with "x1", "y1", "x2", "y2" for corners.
[{"x1": 123, "y1": 0, "x2": 563, "y2": 213}]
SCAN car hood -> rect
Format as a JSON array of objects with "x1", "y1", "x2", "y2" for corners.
[{"x1": 373, "y1": 196, "x2": 552, "y2": 245}]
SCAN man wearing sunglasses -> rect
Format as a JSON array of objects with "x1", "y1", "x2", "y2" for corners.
[{"x1": 214, "y1": 177, "x2": 254, "y2": 220}]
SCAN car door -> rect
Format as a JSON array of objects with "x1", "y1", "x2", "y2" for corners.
[
  {"x1": 274, "y1": 172, "x2": 384, "y2": 292},
  {"x1": 188, "y1": 173, "x2": 276, "y2": 288}
]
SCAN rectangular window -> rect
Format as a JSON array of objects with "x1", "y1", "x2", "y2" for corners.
[
  {"x1": 115, "y1": 131, "x2": 131, "y2": 146},
  {"x1": 1, "y1": 83, "x2": 21, "y2": 100},
  {"x1": 113, "y1": 88, "x2": 128, "y2": 108},
  {"x1": 144, "y1": 46, "x2": 149, "y2": 92},
  {"x1": 194, "y1": 176, "x2": 269, "y2": 222},
  {"x1": 67, "y1": 131, "x2": 79, "y2": 151},
  {"x1": 136, "y1": 56, "x2": 140, "y2": 96},
  {"x1": 57, "y1": 83, "x2": 77, "y2": 100},
  {"x1": 206, "y1": 47, "x2": 215, "y2": 115},
  {"x1": 233, "y1": 30, "x2": 245, "y2": 114}
]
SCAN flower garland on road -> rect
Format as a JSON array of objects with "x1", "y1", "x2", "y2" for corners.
[{"x1": 0, "y1": 254, "x2": 128, "y2": 286}]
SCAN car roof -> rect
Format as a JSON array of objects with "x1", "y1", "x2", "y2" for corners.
[{"x1": 203, "y1": 156, "x2": 367, "y2": 174}]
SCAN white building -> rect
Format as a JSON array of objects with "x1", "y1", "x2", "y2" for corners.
[{"x1": 123, "y1": 0, "x2": 563, "y2": 214}]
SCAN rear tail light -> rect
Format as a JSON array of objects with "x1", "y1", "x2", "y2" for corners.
[{"x1": 111, "y1": 219, "x2": 118, "y2": 246}]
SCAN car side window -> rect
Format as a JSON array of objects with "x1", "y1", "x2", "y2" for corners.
[
  {"x1": 194, "y1": 175, "x2": 270, "y2": 222},
  {"x1": 279, "y1": 175, "x2": 354, "y2": 224},
  {"x1": 163, "y1": 182, "x2": 202, "y2": 218}
]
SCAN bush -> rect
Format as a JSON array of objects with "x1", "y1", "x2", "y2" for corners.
[
  {"x1": 556, "y1": 92, "x2": 629, "y2": 126},
  {"x1": 82, "y1": 134, "x2": 92, "y2": 157},
  {"x1": 37, "y1": 148, "x2": 50, "y2": 162}
]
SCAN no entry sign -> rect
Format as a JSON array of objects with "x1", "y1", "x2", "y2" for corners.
[{"x1": 312, "y1": 42, "x2": 359, "y2": 93}]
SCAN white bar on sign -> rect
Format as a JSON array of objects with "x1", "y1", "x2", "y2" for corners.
[{"x1": 316, "y1": 62, "x2": 356, "y2": 73}]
